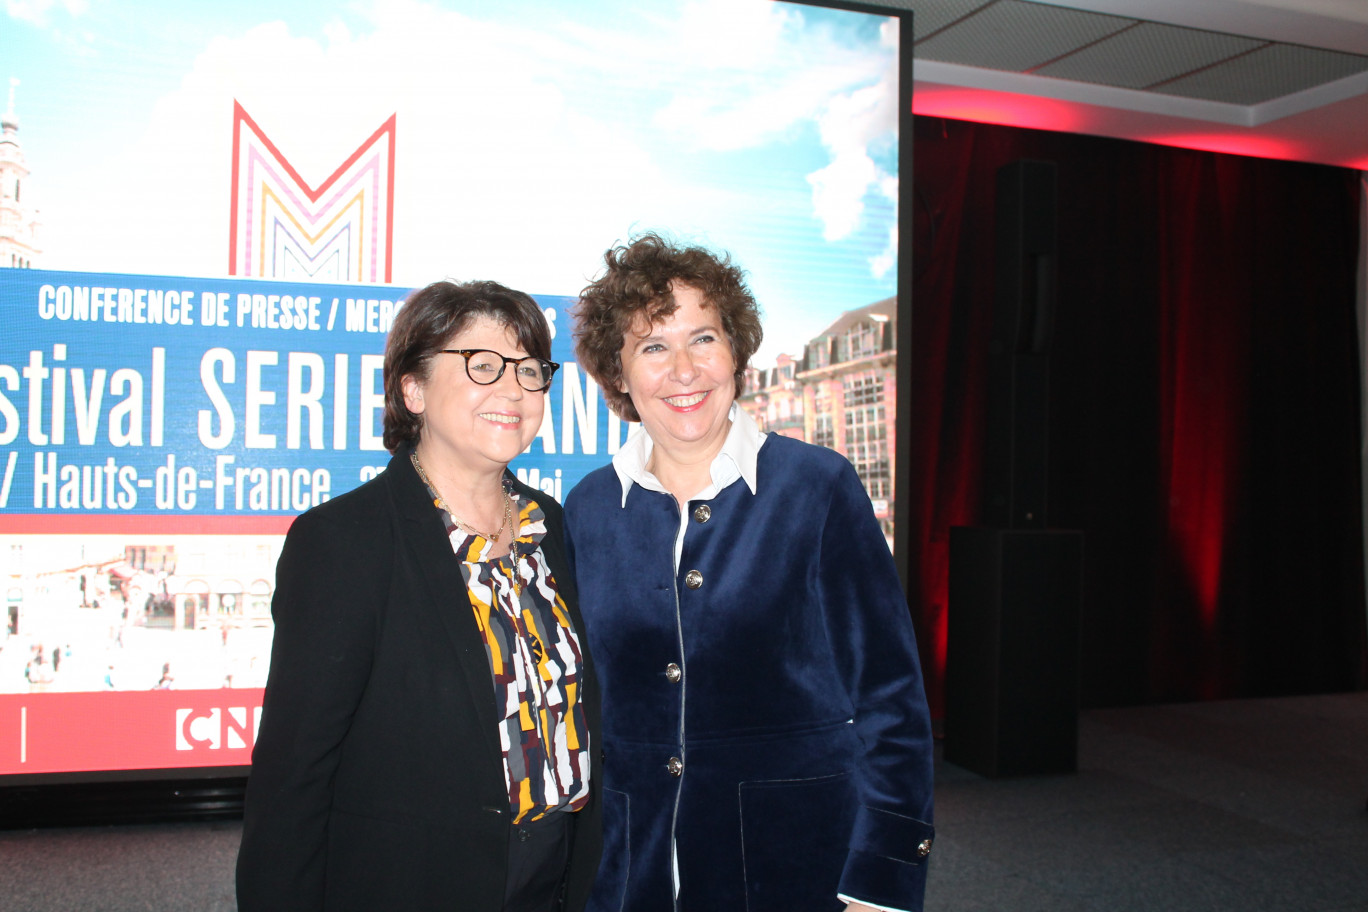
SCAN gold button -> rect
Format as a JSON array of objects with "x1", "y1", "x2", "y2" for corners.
[
  {"x1": 684, "y1": 570, "x2": 703, "y2": 590},
  {"x1": 692, "y1": 504, "x2": 711, "y2": 523},
  {"x1": 667, "y1": 757, "x2": 684, "y2": 776},
  {"x1": 916, "y1": 838, "x2": 933, "y2": 858},
  {"x1": 665, "y1": 663, "x2": 682, "y2": 683}
]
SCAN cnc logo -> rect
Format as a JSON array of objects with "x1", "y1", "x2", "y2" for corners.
[{"x1": 175, "y1": 706, "x2": 262, "y2": 751}]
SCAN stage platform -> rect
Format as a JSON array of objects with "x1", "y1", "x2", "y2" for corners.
[{"x1": 1, "y1": 692, "x2": 1364, "y2": 911}]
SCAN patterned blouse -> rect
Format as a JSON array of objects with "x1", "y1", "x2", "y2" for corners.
[{"x1": 437, "y1": 488, "x2": 591, "y2": 823}]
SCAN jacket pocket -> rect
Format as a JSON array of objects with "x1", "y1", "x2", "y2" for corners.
[
  {"x1": 738, "y1": 771, "x2": 855, "y2": 912},
  {"x1": 587, "y1": 787, "x2": 630, "y2": 912}
]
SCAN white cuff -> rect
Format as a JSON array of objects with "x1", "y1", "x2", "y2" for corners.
[{"x1": 838, "y1": 894, "x2": 910, "y2": 912}]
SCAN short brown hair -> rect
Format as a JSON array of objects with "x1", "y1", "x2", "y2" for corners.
[
  {"x1": 573, "y1": 233, "x2": 763, "y2": 422},
  {"x1": 383, "y1": 280, "x2": 552, "y2": 452}
]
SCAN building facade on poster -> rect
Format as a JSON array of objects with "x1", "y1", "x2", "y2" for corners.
[
  {"x1": 0, "y1": 80, "x2": 40, "y2": 271},
  {"x1": 741, "y1": 296, "x2": 897, "y2": 543}
]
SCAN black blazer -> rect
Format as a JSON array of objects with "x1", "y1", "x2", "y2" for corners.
[{"x1": 236, "y1": 447, "x2": 602, "y2": 911}]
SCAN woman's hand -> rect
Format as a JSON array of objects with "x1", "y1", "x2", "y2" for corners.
[{"x1": 845, "y1": 902, "x2": 882, "y2": 912}]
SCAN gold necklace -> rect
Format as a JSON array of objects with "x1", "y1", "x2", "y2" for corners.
[
  {"x1": 501, "y1": 493, "x2": 524, "y2": 598},
  {"x1": 410, "y1": 452, "x2": 512, "y2": 545},
  {"x1": 507, "y1": 540, "x2": 523, "y2": 598}
]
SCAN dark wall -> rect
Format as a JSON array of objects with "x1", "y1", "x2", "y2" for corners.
[{"x1": 907, "y1": 116, "x2": 1367, "y2": 713}]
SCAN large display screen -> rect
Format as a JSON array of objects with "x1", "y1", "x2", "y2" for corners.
[{"x1": 0, "y1": 0, "x2": 906, "y2": 781}]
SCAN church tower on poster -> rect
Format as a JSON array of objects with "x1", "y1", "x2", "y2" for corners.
[{"x1": 0, "y1": 79, "x2": 41, "y2": 269}]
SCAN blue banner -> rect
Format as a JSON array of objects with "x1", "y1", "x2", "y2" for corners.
[{"x1": 0, "y1": 268, "x2": 621, "y2": 523}]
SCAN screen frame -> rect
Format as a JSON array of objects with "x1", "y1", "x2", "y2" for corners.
[{"x1": 0, "y1": 0, "x2": 914, "y2": 822}]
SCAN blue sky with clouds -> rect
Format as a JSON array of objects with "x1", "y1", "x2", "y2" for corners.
[{"x1": 3, "y1": 0, "x2": 901, "y2": 363}]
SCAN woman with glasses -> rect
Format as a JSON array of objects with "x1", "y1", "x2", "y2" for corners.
[{"x1": 237, "y1": 280, "x2": 602, "y2": 912}]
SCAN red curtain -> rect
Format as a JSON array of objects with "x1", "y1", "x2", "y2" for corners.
[{"x1": 906, "y1": 117, "x2": 1367, "y2": 715}]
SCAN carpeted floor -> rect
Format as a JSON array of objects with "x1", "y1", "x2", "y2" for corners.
[
  {"x1": 1, "y1": 692, "x2": 1365, "y2": 911},
  {"x1": 926, "y1": 692, "x2": 1368, "y2": 911}
]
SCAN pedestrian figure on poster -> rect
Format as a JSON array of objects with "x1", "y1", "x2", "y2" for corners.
[{"x1": 27, "y1": 651, "x2": 54, "y2": 690}]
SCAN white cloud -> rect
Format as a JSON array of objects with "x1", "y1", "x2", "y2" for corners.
[
  {"x1": 674, "y1": 0, "x2": 800, "y2": 68},
  {"x1": 6, "y1": 0, "x2": 88, "y2": 27},
  {"x1": 639, "y1": 0, "x2": 901, "y2": 272},
  {"x1": 44, "y1": 1, "x2": 685, "y2": 292},
  {"x1": 647, "y1": 0, "x2": 894, "y2": 154},
  {"x1": 39, "y1": 0, "x2": 902, "y2": 294},
  {"x1": 869, "y1": 174, "x2": 898, "y2": 280},
  {"x1": 806, "y1": 74, "x2": 897, "y2": 243},
  {"x1": 6, "y1": 0, "x2": 100, "y2": 61}
]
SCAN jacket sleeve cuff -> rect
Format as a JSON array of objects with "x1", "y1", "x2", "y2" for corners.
[
  {"x1": 837, "y1": 805, "x2": 935, "y2": 911},
  {"x1": 837, "y1": 894, "x2": 912, "y2": 912}
]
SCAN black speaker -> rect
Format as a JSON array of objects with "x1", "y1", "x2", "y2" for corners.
[
  {"x1": 945, "y1": 526, "x2": 1082, "y2": 777},
  {"x1": 983, "y1": 160, "x2": 1057, "y2": 529}
]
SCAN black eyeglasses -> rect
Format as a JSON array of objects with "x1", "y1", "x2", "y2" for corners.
[{"x1": 440, "y1": 349, "x2": 560, "y2": 392}]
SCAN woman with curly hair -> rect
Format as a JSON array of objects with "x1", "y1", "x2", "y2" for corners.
[{"x1": 565, "y1": 233, "x2": 934, "y2": 912}]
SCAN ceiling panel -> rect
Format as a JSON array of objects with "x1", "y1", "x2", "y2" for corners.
[
  {"x1": 915, "y1": 0, "x2": 1133, "y2": 72},
  {"x1": 893, "y1": 0, "x2": 985, "y2": 40},
  {"x1": 1158, "y1": 42, "x2": 1368, "y2": 104},
  {"x1": 1034, "y1": 22, "x2": 1265, "y2": 89},
  {"x1": 869, "y1": 0, "x2": 1368, "y2": 167}
]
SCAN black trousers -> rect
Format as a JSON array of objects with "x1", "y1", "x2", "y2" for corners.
[{"x1": 503, "y1": 810, "x2": 572, "y2": 912}]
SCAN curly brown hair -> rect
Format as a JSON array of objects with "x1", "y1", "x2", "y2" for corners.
[
  {"x1": 382, "y1": 280, "x2": 552, "y2": 452},
  {"x1": 572, "y1": 233, "x2": 763, "y2": 422}
]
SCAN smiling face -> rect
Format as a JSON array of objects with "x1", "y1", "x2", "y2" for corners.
[
  {"x1": 402, "y1": 315, "x2": 544, "y2": 477},
  {"x1": 618, "y1": 283, "x2": 737, "y2": 464}
]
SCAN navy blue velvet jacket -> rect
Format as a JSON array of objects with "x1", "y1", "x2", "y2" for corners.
[{"x1": 565, "y1": 434, "x2": 934, "y2": 912}]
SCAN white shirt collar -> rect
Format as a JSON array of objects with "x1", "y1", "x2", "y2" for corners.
[{"x1": 611, "y1": 403, "x2": 765, "y2": 507}]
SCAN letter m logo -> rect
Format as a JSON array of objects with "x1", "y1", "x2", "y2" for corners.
[{"x1": 228, "y1": 101, "x2": 396, "y2": 283}]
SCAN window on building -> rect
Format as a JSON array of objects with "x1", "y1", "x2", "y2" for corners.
[
  {"x1": 846, "y1": 320, "x2": 878, "y2": 360},
  {"x1": 739, "y1": 400, "x2": 765, "y2": 431},
  {"x1": 843, "y1": 372, "x2": 883, "y2": 407},
  {"x1": 813, "y1": 413, "x2": 834, "y2": 449},
  {"x1": 844, "y1": 402, "x2": 889, "y2": 499},
  {"x1": 812, "y1": 338, "x2": 830, "y2": 369},
  {"x1": 744, "y1": 368, "x2": 767, "y2": 396}
]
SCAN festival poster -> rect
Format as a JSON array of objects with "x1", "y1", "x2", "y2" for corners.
[{"x1": 0, "y1": 0, "x2": 901, "y2": 776}]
